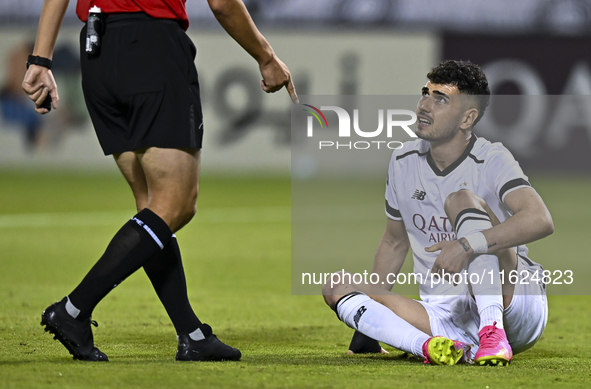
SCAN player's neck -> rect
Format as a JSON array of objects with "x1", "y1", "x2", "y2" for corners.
[{"x1": 428, "y1": 131, "x2": 472, "y2": 171}]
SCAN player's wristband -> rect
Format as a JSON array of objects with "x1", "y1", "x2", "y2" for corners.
[
  {"x1": 26, "y1": 55, "x2": 52, "y2": 70},
  {"x1": 463, "y1": 232, "x2": 488, "y2": 254}
]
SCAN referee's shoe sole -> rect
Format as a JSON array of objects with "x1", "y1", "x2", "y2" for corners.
[
  {"x1": 176, "y1": 324, "x2": 241, "y2": 362},
  {"x1": 41, "y1": 298, "x2": 108, "y2": 362}
]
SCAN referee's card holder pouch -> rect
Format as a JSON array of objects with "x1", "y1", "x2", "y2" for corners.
[{"x1": 86, "y1": 6, "x2": 105, "y2": 56}]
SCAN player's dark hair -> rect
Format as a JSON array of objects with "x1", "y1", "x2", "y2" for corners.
[{"x1": 427, "y1": 60, "x2": 490, "y2": 127}]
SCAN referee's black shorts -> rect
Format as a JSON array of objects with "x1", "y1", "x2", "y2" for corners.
[{"x1": 80, "y1": 13, "x2": 204, "y2": 155}]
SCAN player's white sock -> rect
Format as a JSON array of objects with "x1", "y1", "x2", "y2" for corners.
[
  {"x1": 471, "y1": 255, "x2": 504, "y2": 331},
  {"x1": 335, "y1": 292, "x2": 430, "y2": 358},
  {"x1": 456, "y1": 208, "x2": 504, "y2": 331},
  {"x1": 479, "y1": 305, "x2": 504, "y2": 330},
  {"x1": 65, "y1": 296, "x2": 80, "y2": 319}
]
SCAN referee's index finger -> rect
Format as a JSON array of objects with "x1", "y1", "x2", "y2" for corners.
[{"x1": 286, "y1": 77, "x2": 299, "y2": 104}]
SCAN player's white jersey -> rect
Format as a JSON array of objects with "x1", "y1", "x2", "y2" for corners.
[{"x1": 385, "y1": 134, "x2": 534, "y2": 306}]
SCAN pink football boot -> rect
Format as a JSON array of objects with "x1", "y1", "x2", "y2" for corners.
[{"x1": 474, "y1": 321, "x2": 513, "y2": 366}]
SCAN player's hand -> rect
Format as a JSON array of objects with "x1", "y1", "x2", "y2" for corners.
[
  {"x1": 426, "y1": 239, "x2": 473, "y2": 282},
  {"x1": 259, "y1": 53, "x2": 299, "y2": 104},
  {"x1": 22, "y1": 64, "x2": 59, "y2": 114}
]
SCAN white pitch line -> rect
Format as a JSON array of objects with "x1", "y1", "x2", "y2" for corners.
[{"x1": 0, "y1": 206, "x2": 291, "y2": 229}]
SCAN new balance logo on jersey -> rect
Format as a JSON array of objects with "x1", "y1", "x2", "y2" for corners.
[
  {"x1": 411, "y1": 190, "x2": 426, "y2": 201},
  {"x1": 353, "y1": 306, "x2": 367, "y2": 329}
]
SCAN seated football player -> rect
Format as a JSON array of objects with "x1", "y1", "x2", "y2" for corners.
[{"x1": 322, "y1": 60, "x2": 553, "y2": 366}]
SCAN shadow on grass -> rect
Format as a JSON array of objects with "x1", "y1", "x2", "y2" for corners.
[{"x1": 2, "y1": 324, "x2": 566, "y2": 368}]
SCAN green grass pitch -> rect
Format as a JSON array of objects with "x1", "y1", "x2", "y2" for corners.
[{"x1": 0, "y1": 171, "x2": 590, "y2": 388}]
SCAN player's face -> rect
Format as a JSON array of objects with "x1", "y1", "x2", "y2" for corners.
[{"x1": 415, "y1": 82, "x2": 469, "y2": 142}]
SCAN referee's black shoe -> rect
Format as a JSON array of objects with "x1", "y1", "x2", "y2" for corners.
[
  {"x1": 41, "y1": 298, "x2": 108, "y2": 362},
  {"x1": 176, "y1": 324, "x2": 241, "y2": 361}
]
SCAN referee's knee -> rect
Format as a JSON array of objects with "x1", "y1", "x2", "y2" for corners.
[
  {"x1": 158, "y1": 193, "x2": 198, "y2": 232},
  {"x1": 177, "y1": 198, "x2": 197, "y2": 229}
]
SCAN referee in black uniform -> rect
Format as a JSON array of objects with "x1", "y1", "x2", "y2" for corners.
[{"x1": 22, "y1": 0, "x2": 297, "y2": 362}]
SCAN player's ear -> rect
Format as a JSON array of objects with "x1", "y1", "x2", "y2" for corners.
[{"x1": 460, "y1": 108, "x2": 479, "y2": 130}]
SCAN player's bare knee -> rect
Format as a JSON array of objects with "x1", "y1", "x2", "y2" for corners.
[
  {"x1": 322, "y1": 284, "x2": 345, "y2": 311},
  {"x1": 323, "y1": 293, "x2": 339, "y2": 310},
  {"x1": 322, "y1": 271, "x2": 356, "y2": 309},
  {"x1": 321, "y1": 277, "x2": 338, "y2": 298},
  {"x1": 444, "y1": 190, "x2": 486, "y2": 222}
]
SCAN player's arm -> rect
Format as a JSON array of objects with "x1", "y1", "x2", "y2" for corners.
[
  {"x1": 207, "y1": 0, "x2": 298, "y2": 103},
  {"x1": 371, "y1": 218, "x2": 411, "y2": 291},
  {"x1": 479, "y1": 187, "x2": 554, "y2": 253},
  {"x1": 428, "y1": 187, "x2": 553, "y2": 274},
  {"x1": 22, "y1": 0, "x2": 69, "y2": 113}
]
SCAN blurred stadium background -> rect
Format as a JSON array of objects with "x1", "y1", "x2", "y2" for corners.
[
  {"x1": 1, "y1": 0, "x2": 591, "y2": 172},
  {"x1": 1, "y1": 1, "x2": 591, "y2": 387}
]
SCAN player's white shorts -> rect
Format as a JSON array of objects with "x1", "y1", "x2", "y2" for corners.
[{"x1": 418, "y1": 255, "x2": 548, "y2": 355}]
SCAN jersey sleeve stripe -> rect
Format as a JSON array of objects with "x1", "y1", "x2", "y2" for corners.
[
  {"x1": 385, "y1": 199, "x2": 402, "y2": 219},
  {"x1": 453, "y1": 208, "x2": 490, "y2": 231},
  {"x1": 499, "y1": 178, "x2": 531, "y2": 202},
  {"x1": 455, "y1": 216, "x2": 491, "y2": 234}
]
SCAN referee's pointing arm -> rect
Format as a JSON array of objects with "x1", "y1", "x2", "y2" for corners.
[{"x1": 208, "y1": 0, "x2": 299, "y2": 104}]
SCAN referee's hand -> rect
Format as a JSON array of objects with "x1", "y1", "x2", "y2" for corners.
[
  {"x1": 22, "y1": 65, "x2": 59, "y2": 114},
  {"x1": 259, "y1": 54, "x2": 299, "y2": 104}
]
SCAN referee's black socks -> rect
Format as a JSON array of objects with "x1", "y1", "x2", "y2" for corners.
[
  {"x1": 69, "y1": 208, "x2": 172, "y2": 320},
  {"x1": 143, "y1": 236, "x2": 203, "y2": 335}
]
